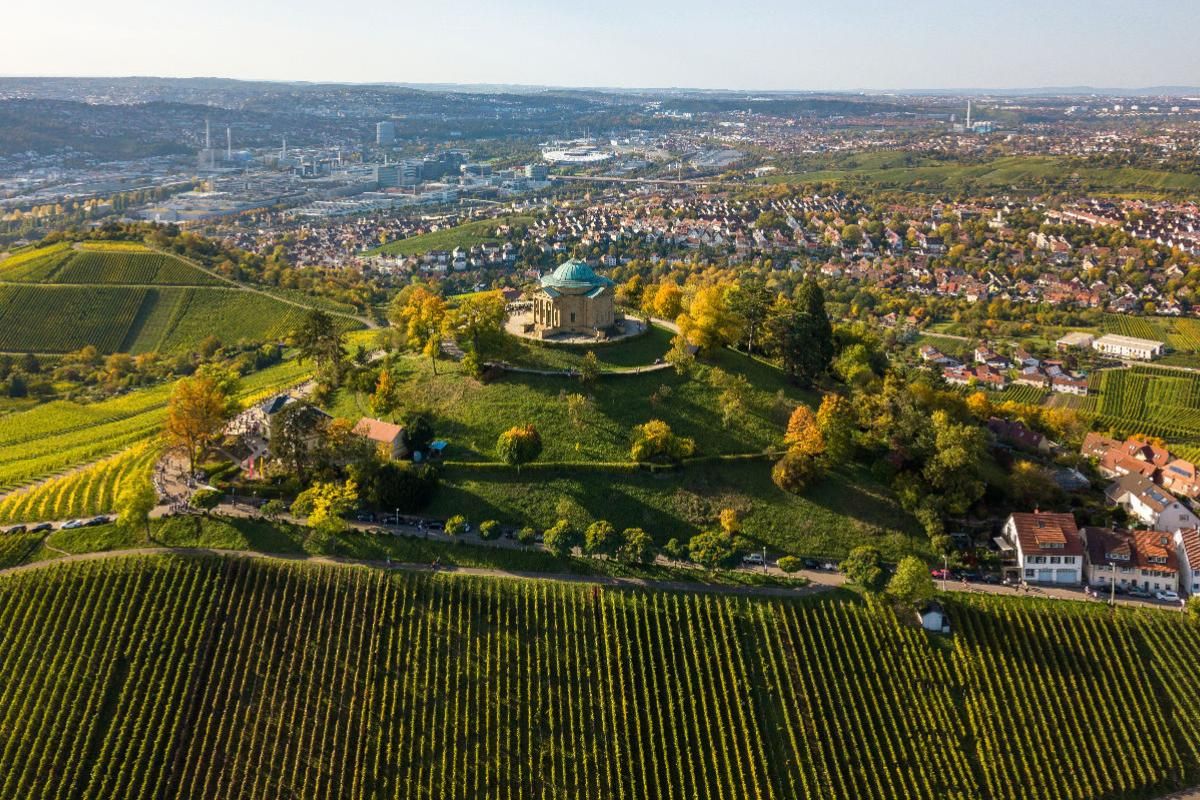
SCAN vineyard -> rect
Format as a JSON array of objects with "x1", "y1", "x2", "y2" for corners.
[
  {"x1": 0, "y1": 443, "x2": 160, "y2": 523},
  {"x1": 1104, "y1": 314, "x2": 1200, "y2": 355},
  {"x1": 0, "y1": 358, "x2": 312, "y2": 490},
  {"x1": 1082, "y1": 367, "x2": 1200, "y2": 441},
  {"x1": 0, "y1": 242, "x2": 359, "y2": 354},
  {"x1": 0, "y1": 554, "x2": 1195, "y2": 800},
  {"x1": 53, "y1": 251, "x2": 222, "y2": 286}
]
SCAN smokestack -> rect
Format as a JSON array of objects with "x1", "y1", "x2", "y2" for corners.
[
  {"x1": 281, "y1": 136, "x2": 287, "y2": 160},
  {"x1": 226, "y1": 126, "x2": 232, "y2": 160},
  {"x1": 205, "y1": 118, "x2": 211, "y2": 149},
  {"x1": 967, "y1": 100, "x2": 972, "y2": 129}
]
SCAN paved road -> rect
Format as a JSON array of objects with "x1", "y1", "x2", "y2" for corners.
[{"x1": 0, "y1": 545, "x2": 832, "y2": 598}]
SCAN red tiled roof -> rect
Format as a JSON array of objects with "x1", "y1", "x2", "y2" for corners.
[
  {"x1": 1008, "y1": 512, "x2": 1084, "y2": 557},
  {"x1": 353, "y1": 417, "x2": 404, "y2": 444}
]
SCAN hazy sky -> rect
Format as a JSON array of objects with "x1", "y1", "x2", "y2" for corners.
[{"x1": 4, "y1": 0, "x2": 1199, "y2": 91}]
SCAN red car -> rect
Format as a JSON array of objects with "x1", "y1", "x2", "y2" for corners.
[{"x1": 930, "y1": 568, "x2": 952, "y2": 580}]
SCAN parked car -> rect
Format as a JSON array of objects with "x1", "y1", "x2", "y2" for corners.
[
  {"x1": 742, "y1": 553, "x2": 765, "y2": 566},
  {"x1": 1156, "y1": 589, "x2": 1180, "y2": 602},
  {"x1": 958, "y1": 571, "x2": 981, "y2": 582},
  {"x1": 803, "y1": 559, "x2": 820, "y2": 570},
  {"x1": 1128, "y1": 587, "x2": 1152, "y2": 599},
  {"x1": 86, "y1": 516, "x2": 110, "y2": 527},
  {"x1": 29, "y1": 523, "x2": 52, "y2": 533},
  {"x1": 355, "y1": 511, "x2": 376, "y2": 523},
  {"x1": 61, "y1": 519, "x2": 86, "y2": 530},
  {"x1": 4, "y1": 525, "x2": 27, "y2": 535},
  {"x1": 931, "y1": 568, "x2": 952, "y2": 580}
]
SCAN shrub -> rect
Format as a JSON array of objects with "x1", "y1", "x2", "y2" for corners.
[
  {"x1": 776, "y1": 555, "x2": 802, "y2": 573},
  {"x1": 445, "y1": 514, "x2": 468, "y2": 537},
  {"x1": 516, "y1": 527, "x2": 537, "y2": 546},
  {"x1": 478, "y1": 519, "x2": 501, "y2": 541}
]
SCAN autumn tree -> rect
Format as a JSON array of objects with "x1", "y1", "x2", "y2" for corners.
[
  {"x1": 496, "y1": 424, "x2": 543, "y2": 471},
  {"x1": 665, "y1": 334, "x2": 696, "y2": 376},
  {"x1": 784, "y1": 406, "x2": 825, "y2": 457},
  {"x1": 630, "y1": 419, "x2": 695, "y2": 463},
  {"x1": 816, "y1": 394, "x2": 856, "y2": 466},
  {"x1": 165, "y1": 375, "x2": 232, "y2": 475},
  {"x1": 677, "y1": 284, "x2": 744, "y2": 353},
  {"x1": 389, "y1": 286, "x2": 448, "y2": 374},
  {"x1": 643, "y1": 282, "x2": 683, "y2": 320},
  {"x1": 370, "y1": 369, "x2": 400, "y2": 418}
]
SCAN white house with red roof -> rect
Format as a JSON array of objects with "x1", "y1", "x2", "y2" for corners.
[{"x1": 1002, "y1": 511, "x2": 1085, "y2": 585}]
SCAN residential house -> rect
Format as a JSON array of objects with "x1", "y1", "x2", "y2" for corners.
[
  {"x1": 1105, "y1": 473, "x2": 1200, "y2": 532},
  {"x1": 1082, "y1": 527, "x2": 1180, "y2": 594},
  {"x1": 353, "y1": 417, "x2": 408, "y2": 460},
  {"x1": 1173, "y1": 528, "x2": 1200, "y2": 596},
  {"x1": 987, "y1": 417, "x2": 1051, "y2": 453},
  {"x1": 1050, "y1": 374, "x2": 1089, "y2": 396},
  {"x1": 1001, "y1": 511, "x2": 1085, "y2": 585}
]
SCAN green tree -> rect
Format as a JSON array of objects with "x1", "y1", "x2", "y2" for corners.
[
  {"x1": 269, "y1": 401, "x2": 329, "y2": 483},
  {"x1": 663, "y1": 537, "x2": 687, "y2": 563},
  {"x1": 727, "y1": 279, "x2": 772, "y2": 354},
  {"x1": 887, "y1": 556, "x2": 935, "y2": 609},
  {"x1": 260, "y1": 499, "x2": 286, "y2": 521},
  {"x1": 517, "y1": 527, "x2": 537, "y2": 546},
  {"x1": 292, "y1": 480, "x2": 358, "y2": 535},
  {"x1": 445, "y1": 514, "x2": 468, "y2": 536},
  {"x1": 189, "y1": 488, "x2": 221, "y2": 514},
  {"x1": 688, "y1": 530, "x2": 737, "y2": 571},
  {"x1": 479, "y1": 519, "x2": 501, "y2": 541},
  {"x1": 497, "y1": 424, "x2": 543, "y2": 471},
  {"x1": 115, "y1": 479, "x2": 157, "y2": 544},
  {"x1": 447, "y1": 291, "x2": 506, "y2": 371},
  {"x1": 578, "y1": 351, "x2": 600, "y2": 384},
  {"x1": 292, "y1": 309, "x2": 346, "y2": 386},
  {"x1": 1187, "y1": 595, "x2": 1200, "y2": 621},
  {"x1": 777, "y1": 555, "x2": 802, "y2": 573},
  {"x1": 665, "y1": 334, "x2": 696, "y2": 376},
  {"x1": 619, "y1": 527, "x2": 654, "y2": 564},
  {"x1": 767, "y1": 282, "x2": 833, "y2": 387},
  {"x1": 772, "y1": 450, "x2": 821, "y2": 494},
  {"x1": 841, "y1": 546, "x2": 887, "y2": 593},
  {"x1": 584, "y1": 520, "x2": 621, "y2": 558},
  {"x1": 543, "y1": 519, "x2": 580, "y2": 557}
]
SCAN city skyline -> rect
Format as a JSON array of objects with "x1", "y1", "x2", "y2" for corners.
[{"x1": 3, "y1": 0, "x2": 1199, "y2": 92}]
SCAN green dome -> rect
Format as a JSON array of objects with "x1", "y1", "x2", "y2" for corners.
[{"x1": 540, "y1": 259, "x2": 614, "y2": 294}]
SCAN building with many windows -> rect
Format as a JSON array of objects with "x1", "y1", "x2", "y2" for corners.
[
  {"x1": 1002, "y1": 511, "x2": 1085, "y2": 585},
  {"x1": 1083, "y1": 527, "x2": 1180, "y2": 594}
]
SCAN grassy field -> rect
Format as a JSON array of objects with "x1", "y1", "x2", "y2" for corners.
[
  {"x1": 0, "y1": 242, "x2": 361, "y2": 354},
  {"x1": 431, "y1": 459, "x2": 926, "y2": 559},
  {"x1": 338, "y1": 334, "x2": 923, "y2": 559},
  {"x1": 491, "y1": 322, "x2": 674, "y2": 370},
  {"x1": 369, "y1": 215, "x2": 534, "y2": 256},
  {"x1": 761, "y1": 154, "x2": 1200, "y2": 195},
  {"x1": 0, "y1": 553, "x2": 1196, "y2": 799},
  {"x1": 355, "y1": 345, "x2": 812, "y2": 463}
]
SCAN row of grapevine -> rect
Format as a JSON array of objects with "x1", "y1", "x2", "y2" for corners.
[
  {"x1": 0, "y1": 285, "x2": 147, "y2": 353},
  {"x1": 54, "y1": 251, "x2": 221, "y2": 286},
  {"x1": 0, "y1": 358, "x2": 312, "y2": 490},
  {"x1": 0, "y1": 442, "x2": 161, "y2": 523},
  {"x1": 0, "y1": 555, "x2": 1197, "y2": 799}
]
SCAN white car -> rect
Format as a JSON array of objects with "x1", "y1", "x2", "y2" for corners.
[
  {"x1": 742, "y1": 553, "x2": 765, "y2": 566},
  {"x1": 1155, "y1": 589, "x2": 1180, "y2": 602},
  {"x1": 60, "y1": 519, "x2": 86, "y2": 530}
]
